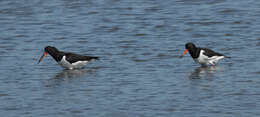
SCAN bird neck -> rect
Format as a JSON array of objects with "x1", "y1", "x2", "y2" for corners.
[
  {"x1": 188, "y1": 47, "x2": 200, "y2": 58},
  {"x1": 47, "y1": 50, "x2": 64, "y2": 62}
]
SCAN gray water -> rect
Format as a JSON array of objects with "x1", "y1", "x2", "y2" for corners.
[{"x1": 0, "y1": 0, "x2": 260, "y2": 116}]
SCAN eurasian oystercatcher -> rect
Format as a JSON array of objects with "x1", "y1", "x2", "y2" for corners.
[
  {"x1": 181, "y1": 42, "x2": 230, "y2": 66},
  {"x1": 38, "y1": 46, "x2": 99, "y2": 69}
]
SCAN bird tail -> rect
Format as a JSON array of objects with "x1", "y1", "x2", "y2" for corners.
[
  {"x1": 224, "y1": 56, "x2": 231, "y2": 58},
  {"x1": 91, "y1": 56, "x2": 99, "y2": 60}
]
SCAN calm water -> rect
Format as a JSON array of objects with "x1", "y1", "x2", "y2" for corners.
[{"x1": 0, "y1": 0, "x2": 260, "y2": 116}]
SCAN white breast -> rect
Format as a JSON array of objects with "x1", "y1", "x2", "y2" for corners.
[
  {"x1": 194, "y1": 50, "x2": 208, "y2": 65},
  {"x1": 58, "y1": 56, "x2": 88, "y2": 69}
]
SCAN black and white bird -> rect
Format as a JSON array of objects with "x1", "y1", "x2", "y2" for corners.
[
  {"x1": 38, "y1": 46, "x2": 99, "y2": 69},
  {"x1": 181, "y1": 42, "x2": 230, "y2": 66}
]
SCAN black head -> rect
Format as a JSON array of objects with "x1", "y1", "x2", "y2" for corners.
[
  {"x1": 185, "y1": 42, "x2": 196, "y2": 50},
  {"x1": 38, "y1": 46, "x2": 62, "y2": 64},
  {"x1": 181, "y1": 42, "x2": 197, "y2": 58},
  {"x1": 44, "y1": 46, "x2": 59, "y2": 54}
]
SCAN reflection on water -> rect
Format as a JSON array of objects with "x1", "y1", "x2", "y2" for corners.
[
  {"x1": 44, "y1": 68, "x2": 97, "y2": 88},
  {"x1": 54, "y1": 68, "x2": 96, "y2": 79},
  {"x1": 188, "y1": 66, "x2": 223, "y2": 79}
]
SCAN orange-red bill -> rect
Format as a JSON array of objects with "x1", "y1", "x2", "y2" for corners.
[
  {"x1": 181, "y1": 49, "x2": 188, "y2": 57},
  {"x1": 38, "y1": 52, "x2": 47, "y2": 64}
]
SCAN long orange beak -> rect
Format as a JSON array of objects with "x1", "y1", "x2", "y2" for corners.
[
  {"x1": 181, "y1": 49, "x2": 188, "y2": 57},
  {"x1": 38, "y1": 52, "x2": 47, "y2": 64}
]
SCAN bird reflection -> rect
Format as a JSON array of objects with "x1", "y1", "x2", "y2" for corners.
[
  {"x1": 188, "y1": 66, "x2": 222, "y2": 79},
  {"x1": 54, "y1": 68, "x2": 96, "y2": 79},
  {"x1": 44, "y1": 68, "x2": 97, "y2": 88}
]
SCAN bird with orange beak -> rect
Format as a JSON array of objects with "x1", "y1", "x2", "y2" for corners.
[
  {"x1": 38, "y1": 46, "x2": 99, "y2": 69},
  {"x1": 181, "y1": 42, "x2": 229, "y2": 66}
]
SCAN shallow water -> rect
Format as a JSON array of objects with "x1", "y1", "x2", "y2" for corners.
[{"x1": 1, "y1": 0, "x2": 260, "y2": 116}]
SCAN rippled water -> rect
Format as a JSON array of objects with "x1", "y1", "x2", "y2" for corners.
[{"x1": 1, "y1": 0, "x2": 260, "y2": 116}]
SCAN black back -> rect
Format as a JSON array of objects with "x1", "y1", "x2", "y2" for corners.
[
  {"x1": 199, "y1": 48, "x2": 224, "y2": 57},
  {"x1": 64, "y1": 52, "x2": 99, "y2": 64},
  {"x1": 185, "y1": 42, "x2": 224, "y2": 59}
]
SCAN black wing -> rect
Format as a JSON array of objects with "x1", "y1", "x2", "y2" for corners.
[
  {"x1": 200, "y1": 48, "x2": 224, "y2": 57},
  {"x1": 65, "y1": 52, "x2": 99, "y2": 64}
]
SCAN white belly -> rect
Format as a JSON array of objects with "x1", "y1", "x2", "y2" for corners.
[
  {"x1": 58, "y1": 56, "x2": 88, "y2": 69},
  {"x1": 194, "y1": 50, "x2": 224, "y2": 65}
]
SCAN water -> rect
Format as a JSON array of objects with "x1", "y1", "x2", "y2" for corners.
[{"x1": 0, "y1": 0, "x2": 260, "y2": 116}]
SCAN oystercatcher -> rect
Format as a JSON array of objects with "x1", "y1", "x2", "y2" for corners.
[
  {"x1": 181, "y1": 42, "x2": 230, "y2": 66},
  {"x1": 38, "y1": 46, "x2": 99, "y2": 69}
]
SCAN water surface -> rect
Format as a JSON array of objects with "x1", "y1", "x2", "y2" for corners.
[{"x1": 1, "y1": 0, "x2": 260, "y2": 116}]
